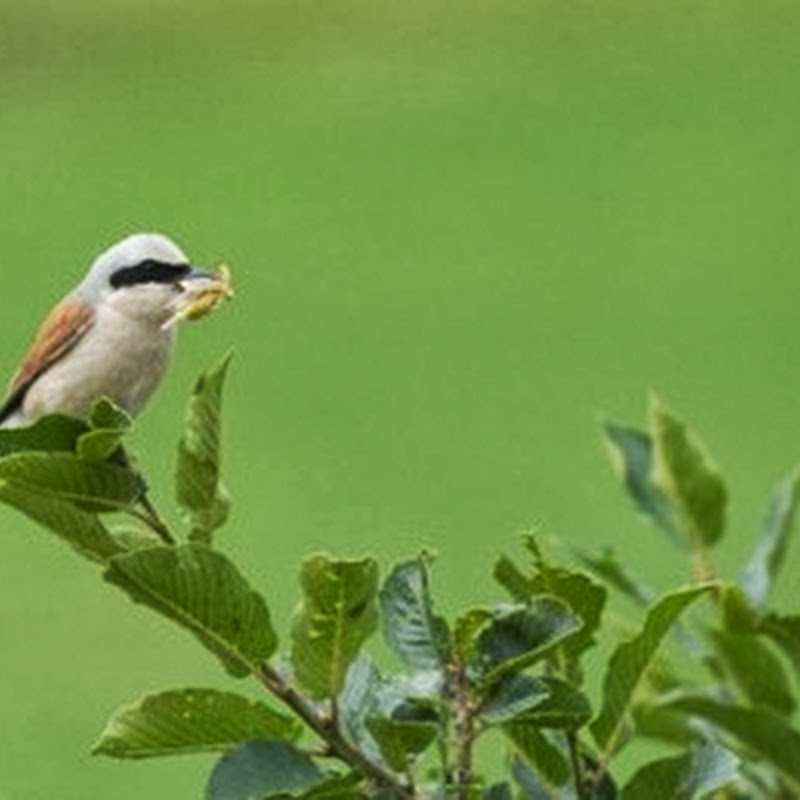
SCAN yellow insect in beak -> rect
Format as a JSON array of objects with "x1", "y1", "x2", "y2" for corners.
[{"x1": 163, "y1": 265, "x2": 234, "y2": 330}]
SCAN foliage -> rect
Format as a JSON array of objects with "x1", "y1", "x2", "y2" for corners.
[{"x1": 2, "y1": 359, "x2": 799, "y2": 799}]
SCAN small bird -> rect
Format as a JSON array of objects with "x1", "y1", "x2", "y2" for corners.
[{"x1": 0, "y1": 232, "x2": 219, "y2": 426}]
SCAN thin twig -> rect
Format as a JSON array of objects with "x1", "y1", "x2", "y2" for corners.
[
  {"x1": 115, "y1": 445, "x2": 175, "y2": 545},
  {"x1": 255, "y1": 663, "x2": 413, "y2": 797},
  {"x1": 566, "y1": 731, "x2": 589, "y2": 800},
  {"x1": 129, "y1": 494, "x2": 176, "y2": 545},
  {"x1": 449, "y1": 660, "x2": 476, "y2": 800}
]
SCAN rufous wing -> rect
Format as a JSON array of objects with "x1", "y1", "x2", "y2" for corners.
[{"x1": 0, "y1": 296, "x2": 94, "y2": 422}]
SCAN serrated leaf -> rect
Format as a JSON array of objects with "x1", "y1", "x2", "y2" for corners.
[
  {"x1": 206, "y1": 740, "x2": 322, "y2": 800},
  {"x1": 379, "y1": 555, "x2": 450, "y2": 671},
  {"x1": 576, "y1": 549, "x2": 655, "y2": 607},
  {"x1": 0, "y1": 413, "x2": 87, "y2": 455},
  {"x1": 603, "y1": 421, "x2": 676, "y2": 535},
  {"x1": 649, "y1": 396, "x2": 727, "y2": 548},
  {"x1": 621, "y1": 741, "x2": 740, "y2": 800},
  {"x1": 365, "y1": 715, "x2": 438, "y2": 771},
  {"x1": 502, "y1": 724, "x2": 569, "y2": 787},
  {"x1": 93, "y1": 687, "x2": 299, "y2": 758},
  {"x1": 0, "y1": 451, "x2": 145, "y2": 512},
  {"x1": 590, "y1": 584, "x2": 713, "y2": 755},
  {"x1": 476, "y1": 597, "x2": 582, "y2": 686},
  {"x1": 104, "y1": 544, "x2": 277, "y2": 677},
  {"x1": 665, "y1": 695, "x2": 800, "y2": 789},
  {"x1": 706, "y1": 628, "x2": 795, "y2": 715},
  {"x1": 291, "y1": 554, "x2": 379, "y2": 699},
  {"x1": 740, "y1": 466, "x2": 800, "y2": 608},
  {"x1": 483, "y1": 674, "x2": 590, "y2": 730},
  {"x1": 0, "y1": 481, "x2": 123, "y2": 563},
  {"x1": 176, "y1": 351, "x2": 233, "y2": 544}
]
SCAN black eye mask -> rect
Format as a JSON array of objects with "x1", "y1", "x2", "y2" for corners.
[{"x1": 110, "y1": 259, "x2": 192, "y2": 288}]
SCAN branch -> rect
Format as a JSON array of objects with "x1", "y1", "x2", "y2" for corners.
[
  {"x1": 255, "y1": 663, "x2": 413, "y2": 798},
  {"x1": 129, "y1": 494, "x2": 176, "y2": 545},
  {"x1": 448, "y1": 660, "x2": 476, "y2": 799},
  {"x1": 566, "y1": 731, "x2": 589, "y2": 800}
]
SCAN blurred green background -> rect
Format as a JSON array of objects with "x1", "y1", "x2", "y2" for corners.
[{"x1": 1, "y1": 1, "x2": 800, "y2": 797}]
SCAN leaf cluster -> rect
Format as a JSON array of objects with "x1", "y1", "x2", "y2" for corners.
[{"x1": 1, "y1": 365, "x2": 798, "y2": 799}]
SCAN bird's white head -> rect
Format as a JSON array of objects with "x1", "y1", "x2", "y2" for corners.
[{"x1": 75, "y1": 232, "x2": 206, "y2": 323}]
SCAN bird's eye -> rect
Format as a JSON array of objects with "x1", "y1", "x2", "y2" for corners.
[{"x1": 110, "y1": 260, "x2": 192, "y2": 288}]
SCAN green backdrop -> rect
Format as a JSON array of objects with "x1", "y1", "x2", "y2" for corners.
[{"x1": 1, "y1": 2, "x2": 799, "y2": 797}]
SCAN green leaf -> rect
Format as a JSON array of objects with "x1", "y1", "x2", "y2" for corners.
[
  {"x1": 740, "y1": 466, "x2": 800, "y2": 608},
  {"x1": 502, "y1": 724, "x2": 569, "y2": 787},
  {"x1": 109, "y1": 523, "x2": 164, "y2": 552},
  {"x1": 476, "y1": 597, "x2": 582, "y2": 686},
  {"x1": 665, "y1": 694, "x2": 800, "y2": 789},
  {"x1": 576, "y1": 549, "x2": 655, "y2": 607},
  {"x1": 76, "y1": 430, "x2": 127, "y2": 462},
  {"x1": 631, "y1": 702, "x2": 697, "y2": 747},
  {"x1": 0, "y1": 413, "x2": 87, "y2": 455},
  {"x1": 93, "y1": 687, "x2": 299, "y2": 758},
  {"x1": 648, "y1": 395, "x2": 727, "y2": 548},
  {"x1": 511, "y1": 755, "x2": 558, "y2": 799},
  {"x1": 77, "y1": 397, "x2": 133, "y2": 462},
  {"x1": 483, "y1": 783, "x2": 513, "y2": 800},
  {"x1": 453, "y1": 607, "x2": 493, "y2": 661},
  {"x1": 494, "y1": 545, "x2": 607, "y2": 670},
  {"x1": 365, "y1": 714, "x2": 438, "y2": 771},
  {"x1": 291, "y1": 554, "x2": 379, "y2": 699},
  {"x1": 483, "y1": 674, "x2": 591, "y2": 730},
  {"x1": 0, "y1": 481, "x2": 124, "y2": 563},
  {"x1": 621, "y1": 741, "x2": 740, "y2": 800},
  {"x1": 379, "y1": 554, "x2": 450, "y2": 671},
  {"x1": 603, "y1": 421, "x2": 676, "y2": 535},
  {"x1": 719, "y1": 583, "x2": 759, "y2": 633},
  {"x1": 206, "y1": 740, "x2": 322, "y2": 800},
  {"x1": 339, "y1": 656, "x2": 383, "y2": 763},
  {"x1": 88, "y1": 396, "x2": 133, "y2": 431},
  {"x1": 590, "y1": 584, "x2": 713, "y2": 755},
  {"x1": 493, "y1": 555, "x2": 534, "y2": 603},
  {"x1": 175, "y1": 350, "x2": 233, "y2": 544},
  {"x1": 516, "y1": 679, "x2": 591, "y2": 731},
  {"x1": 759, "y1": 612, "x2": 800, "y2": 680},
  {"x1": 104, "y1": 544, "x2": 277, "y2": 677},
  {"x1": 269, "y1": 772, "x2": 366, "y2": 799},
  {"x1": 481, "y1": 674, "x2": 551, "y2": 724},
  {"x1": 706, "y1": 628, "x2": 795, "y2": 715},
  {"x1": 0, "y1": 451, "x2": 145, "y2": 512}
]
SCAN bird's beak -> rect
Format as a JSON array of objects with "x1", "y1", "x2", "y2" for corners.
[{"x1": 185, "y1": 265, "x2": 213, "y2": 280}]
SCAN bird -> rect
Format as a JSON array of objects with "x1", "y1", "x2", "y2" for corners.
[{"x1": 0, "y1": 232, "x2": 218, "y2": 427}]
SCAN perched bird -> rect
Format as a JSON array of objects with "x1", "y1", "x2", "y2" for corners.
[{"x1": 0, "y1": 232, "x2": 219, "y2": 426}]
